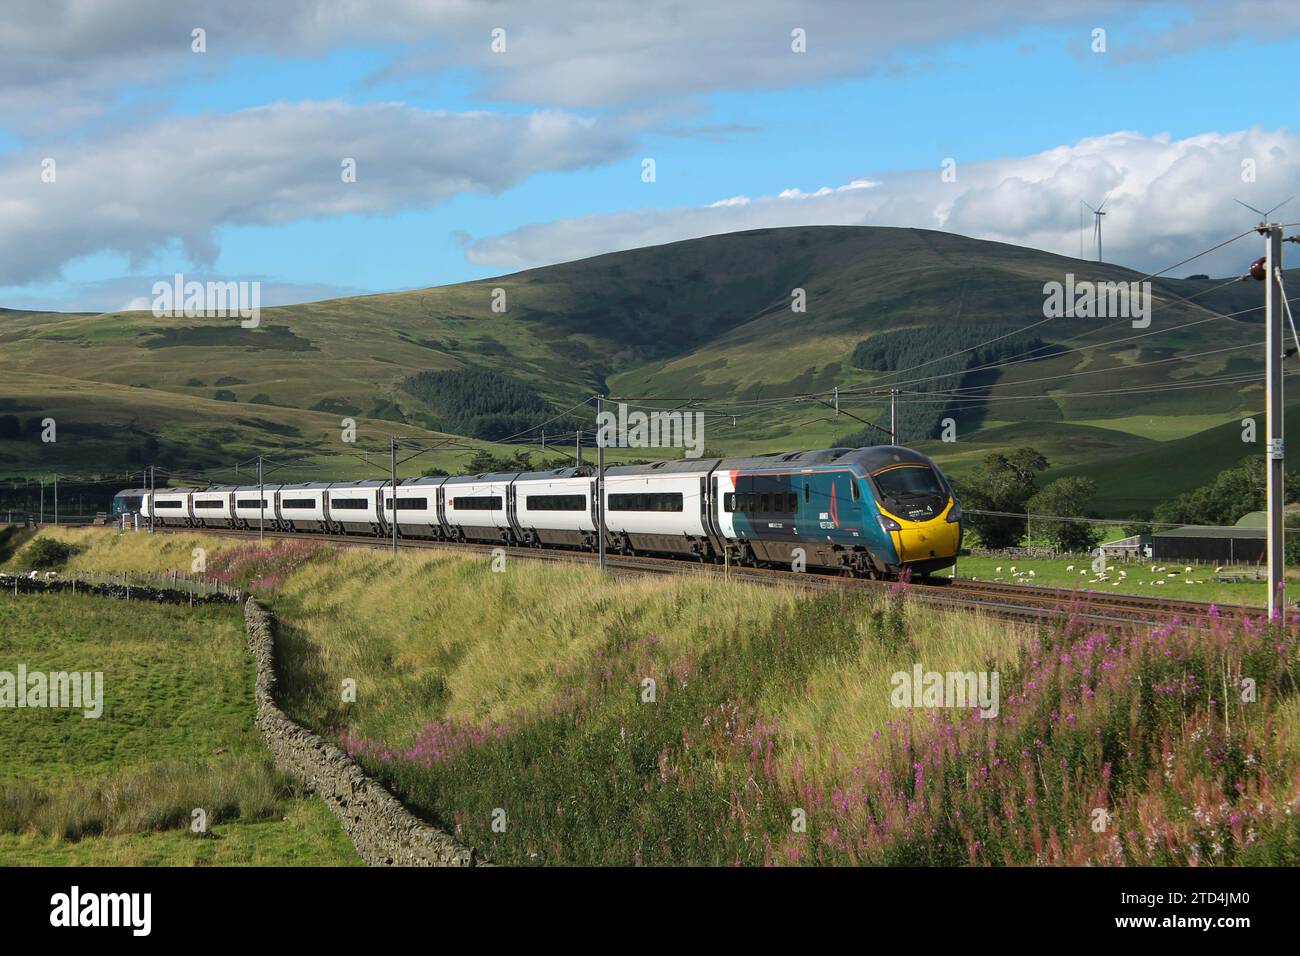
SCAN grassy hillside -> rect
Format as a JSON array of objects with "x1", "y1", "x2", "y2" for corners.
[
  {"x1": 0, "y1": 226, "x2": 1288, "y2": 514},
  {"x1": 1044, "y1": 403, "x2": 1300, "y2": 515},
  {"x1": 0, "y1": 590, "x2": 360, "y2": 865},
  {"x1": 19, "y1": 527, "x2": 1300, "y2": 866}
]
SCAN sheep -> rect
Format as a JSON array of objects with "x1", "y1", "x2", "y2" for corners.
[
  {"x1": 995, "y1": 566, "x2": 1002, "y2": 572},
  {"x1": 1065, "y1": 564, "x2": 1075, "y2": 572},
  {"x1": 1027, "y1": 570, "x2": 1036, "y2": 577}
]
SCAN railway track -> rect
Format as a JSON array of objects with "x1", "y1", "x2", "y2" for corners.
[{"x1": 142, "y1": 524, "x2": 1269, "y2": 628}]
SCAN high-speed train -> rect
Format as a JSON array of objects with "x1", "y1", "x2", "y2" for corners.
[{"x1": 112, "y1": 445, "x2": 962, "y2": 578}]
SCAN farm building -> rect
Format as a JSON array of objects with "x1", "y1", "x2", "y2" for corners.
[
  {"x1": 1098, "y1": 534, "x2": 1150, "y2": 560},
  {"x1": 1149, "y1": 526, "x2": 1265, "y2": 563}
]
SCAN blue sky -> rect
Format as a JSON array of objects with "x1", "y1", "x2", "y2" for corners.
[{"x1": 2, "y1": 1, "x2": 1299, "y2": 312}]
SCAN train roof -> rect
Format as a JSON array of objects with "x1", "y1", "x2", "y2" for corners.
[
  {"x1": 441, "y1": 471, "x2": 521, "y2": 485},
  {"x1": 604, "y1": 458, "x2": 720, "y2": 477},
  {"x1": 117, "y1": 447, "x2": 940, "y2": 497},
  {"x1": 514, "y1": 466, "x2": 594, "y2": 481},
  {"x1": 599, "y1": 446, "x2": 937, "y2": 477}
]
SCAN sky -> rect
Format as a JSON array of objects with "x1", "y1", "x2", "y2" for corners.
[{"x1": 2, "y1": 0, "x2": 1299, "y2": 313}]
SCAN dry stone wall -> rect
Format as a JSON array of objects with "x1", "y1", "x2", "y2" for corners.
[{"x1": 244, "y1": 598, "x2": 481, "y2": 867}]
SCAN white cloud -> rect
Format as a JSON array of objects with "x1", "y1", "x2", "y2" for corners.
[
  {"x1": 0, "y1": 100, "x2": 635, "y2": 284},
  {"x1": 3, "y1": 1, "x2": 1298, "y2": 130},
  {"x1": 464, "y1": 128, "x2": 1300, "y2": 276}
]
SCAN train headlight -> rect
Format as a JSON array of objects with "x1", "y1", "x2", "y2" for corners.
[
  {"x1": 946, "y1": 503, "x2": 962, "y2": 524},
  {"x1": 877, "y1": 513, "x2": 902, "y2": 533}
]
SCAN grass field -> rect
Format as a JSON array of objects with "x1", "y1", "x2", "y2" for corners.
[
  {"x1": 953, "y1": 554, "x2": 1272, "y2": 606},
  {"x1": 0, "y1": 590, "x2": 360, "y2": 866},
  {"x1": 18, "y1": 527, "x2": 1299, "y2": 866}
]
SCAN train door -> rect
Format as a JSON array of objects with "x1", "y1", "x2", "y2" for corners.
[{"x1": 715, "y1": 471, "x2": 738, "y2": 540}]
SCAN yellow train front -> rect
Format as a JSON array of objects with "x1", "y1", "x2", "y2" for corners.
[{"x1": 865, "y1": 448, "x2": 962, "y2": 577}]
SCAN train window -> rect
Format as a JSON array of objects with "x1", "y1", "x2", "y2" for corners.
[
  {"x1": 451, "y1": 496, "x2": 502, "y2": 510},
  {"x1": 608, "y1": 492, "x2": 683, "y2": 512},
  {"x1": 873, "y1": 465, "x2": 944, "y2": 499},
  {"x1": 723, "y1": 492, "x2": 734, "y2": 513},
  {"x1": 384, "y1": 498, "x2": 429, "y2": 511},
  {"x1": 153, "y1": 500, "x2": 183, "y2": 509},
  {"x1": 786, "y1": 492, "x2": 798, "y2": 513},
  {"x1": 193, "y1": 499, "x2": 223, "y2": 509},
  {"x1": 850, "y1": 479, "x2": 860, "y2": 502},
  {"x1": 803, "y1": 482, "x2": 810, "y2": 503},
  {"x1": 237, "y1": 498, "x2": 270, "y2": 508},
  {"x1": 281, "y1": 498, "x2": 315, "y2": 509},
  {"x1": 525, "y1": 494, "x2": 586, "y2": 511},
  {"x1": 330, "y1": 498, "x2": 369, "y2": 510},
  {"x1": 759, "y1": 493, "x2": 771, "y2": 513}
]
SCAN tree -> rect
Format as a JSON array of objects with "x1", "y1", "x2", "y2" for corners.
[
  {"x1": 1152, "y1": 457, "x2": 1300, "y2": 527},
  {"x1": 1025, "y1": 477, "x2": 1101, "y2": 552},
  {"x1": 954, "y1": 447, "x2": 1049, "y2": 549}
]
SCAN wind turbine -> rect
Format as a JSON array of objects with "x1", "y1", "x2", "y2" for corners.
[
  {"x1": 1235, "y1": 195, "x2": 1293, "y2": 226},
  {"x1": 1082, "y1": 192, "x2": 1111, "y2": 262}
]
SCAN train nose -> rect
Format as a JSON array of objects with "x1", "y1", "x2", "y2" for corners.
[{"x1": 894, "y1": 514, "x2": 960, "y2": 564}]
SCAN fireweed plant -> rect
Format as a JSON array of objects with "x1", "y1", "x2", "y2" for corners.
[{"x1": 339, "y1": 588, "x2": 1300, "y2": 866}]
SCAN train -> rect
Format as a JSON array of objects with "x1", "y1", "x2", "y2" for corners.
[{"x1": 111, "y1": 445, "x2": 962, "y2": 578}]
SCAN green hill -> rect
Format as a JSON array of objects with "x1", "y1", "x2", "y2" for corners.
[{"x1": 0, "y1": 226, "x2": 1287, "y2": 509}]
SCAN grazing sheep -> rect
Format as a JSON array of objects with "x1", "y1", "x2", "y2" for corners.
[
  {"x1": 1184, "y1": 566, "x2": 1192, "y2": 573},
  {"x1": 1028, "y1": 570, "x2": 1036, "y2": 577},
  {"x1": 1066, "y1": 564, "x2": 1075, "y2": 572},
  {"x1": 995, "y1": 566, "x2": 1002, "y2": 572}
]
